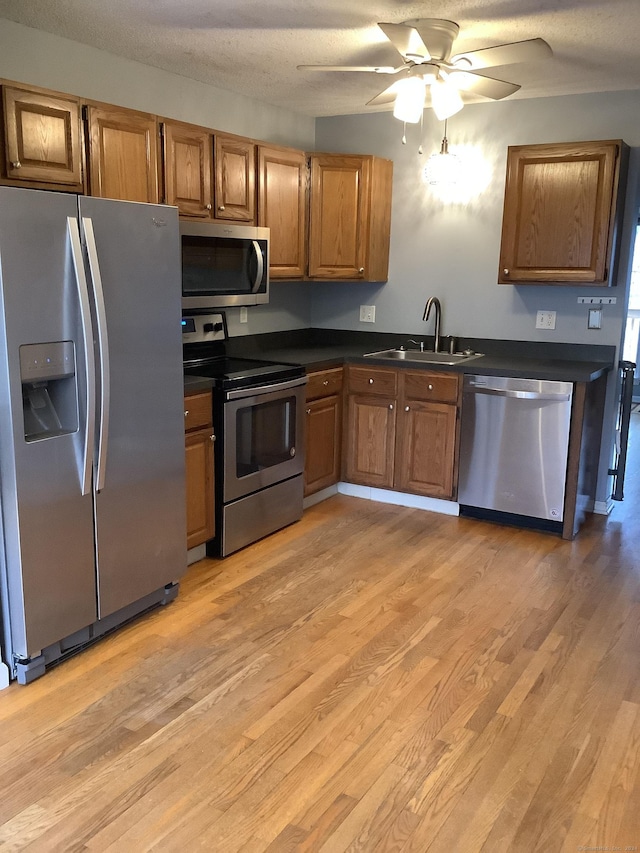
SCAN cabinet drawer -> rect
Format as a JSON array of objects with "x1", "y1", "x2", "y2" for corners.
[
  {"x1": 402, "y1": 371, "x2": 459, "y2": 404},
  {"x1": 347, "y1": 366, "x2": 398, "y2": 397},
  {"x1": 306, "y1": 367, "x2": 343, "y2": 401},
  {"x1": 184, "y1": 390, "x2": 212, "y2": 431}
]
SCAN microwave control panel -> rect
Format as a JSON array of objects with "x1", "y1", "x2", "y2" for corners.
[{"x1": 181, "y1": 312, "x2": 227, "y2": 344}]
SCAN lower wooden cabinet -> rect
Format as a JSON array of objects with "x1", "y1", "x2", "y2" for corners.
[
  {"x1": 344, "y1": 366, "x2": 460, "y2": 500},
  {"x1": 184, "y1": 389, "x2": 215, "y2": 549},
  {"x1": 304, "y1": 368, "x2": 343, "y2": 497}
]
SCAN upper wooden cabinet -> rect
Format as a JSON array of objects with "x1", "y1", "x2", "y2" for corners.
[
  {"x1": 258, "y1": 145, "x2": 307, "y2": 279},
  {"x1": 214, "y1": 134, "x2": 255, "y2": 222},
  {"x1": 161, "y1": 120, "x2": 213, "y2": 219},
  {"x1": 498, "y1": 140, "x2": 626, "y2": 285},
  {"x1": 308, "y1": 154, "x2": 393, "y2": 281},
  {"x1": 0, "y1": 84, "x2": 84, "y2": 191},
  {"x1": 85, "y1": 103, "x2": 159, "y2": 203}
]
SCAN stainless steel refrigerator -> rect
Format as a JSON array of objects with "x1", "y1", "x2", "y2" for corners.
[{"x1": 0, "y1": 187, "x2": 186, "y2": 685}]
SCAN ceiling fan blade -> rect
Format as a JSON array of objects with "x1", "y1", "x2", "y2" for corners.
[
  {"x1": 451, "y1": 38, "x2": 552, "y2": 70},
  {"x1": 378, "y1": 22, "x2": 431, "y2": 62},
  {"x1": 448, "y1": 70, "x2": 521, "y2": 100},
  {"x1": 366, "y1": 81, "x2": 403, "y2": 107},
  {"x1": 297, "y1": 64, "x2": 401, "y2": 73}
]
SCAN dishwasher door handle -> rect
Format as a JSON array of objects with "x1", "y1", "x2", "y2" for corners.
[{"x1": 468, "y1": 386, "x2": 572, "y2": 402}]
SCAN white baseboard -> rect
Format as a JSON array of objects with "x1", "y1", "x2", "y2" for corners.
[
  {"x1": 336, "y1": 482, "x2": 460, "y2": 516},
  {"x1": 187, "y1": 544, "x2": 207, "y2": 565},
  {"x1": 303, "y1": 484, "x2": 339, "y2": 509},
  {"x1": 593, "y1": 499, "x2": 614, "y2": 515}
]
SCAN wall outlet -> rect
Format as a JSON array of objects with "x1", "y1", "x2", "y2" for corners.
[
  {"x1": 360, "y1": 305, "x2": 376, "y2": 323},
  {"x1": 536, "y1": 310, "x2": 556, "y2": 330},
  {"x1": 239, "y1": 306, "x2": 248, "y2": 323},
  {"x1": 588, "y1": 307, "x2": 603, "y2": 329}
]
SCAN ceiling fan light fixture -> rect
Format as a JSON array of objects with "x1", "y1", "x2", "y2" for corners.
[
  {"x1": 393, "y1": 76, "x2": 426, "y2": 123},
  {"x1": 431, "y1": 78, "x2": 464, "y2": 120}
]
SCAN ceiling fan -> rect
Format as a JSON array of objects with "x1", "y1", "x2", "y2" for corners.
[{"x1": 298, "y1": 19, "x2": 552, "y2": 122}]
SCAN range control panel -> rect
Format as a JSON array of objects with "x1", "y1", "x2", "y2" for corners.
[{"x1": 181, "y1": 312, "x2": 227, "y2": 345}]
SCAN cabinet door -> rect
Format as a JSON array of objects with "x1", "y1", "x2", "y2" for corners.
[
  {"x1": 395, "y1": 401, "x2": 457, "y2": 498},
  {"x1": 308, "y1": 154, "x2": 368, "y2": 279},
  {"x1": 498, "y1": 140, "x2": 622, "y2": 284},
  {"x1": 305, "y1": 394, "x2": 342, "y2": 496},
  {"x1": 258, "y1": 145, "x2": 306, "y2": 278},
  {"x1": 214, "y1": 134, "x2": 255, "y2": 222},
  {"x1": 345, "y1": 394, "x2": 396, "y2": 488},
  {"x1": 162, "y1": 121, "x2": 212, "y2": 218},
  {"x1": 185, "y1": 426, "x2": 215, "y2": 549},
  {"x1": 86, "y1": 104, "x2": 159, "y2": 203},
  {"x1": 2, "y1": 86, "x2": 83, "y2": 189}
]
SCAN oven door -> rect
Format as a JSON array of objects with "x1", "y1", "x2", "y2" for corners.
[{"x1": 223, "y1": 377, "x2": 306, "y2": 503}]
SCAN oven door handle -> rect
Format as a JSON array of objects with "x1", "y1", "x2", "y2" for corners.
[
  {"x1": 250, "y1": 240, "x2": 264, "y2": 293},
  {"x1": 225, "y1": 376, "x2": 307, "y2": 400}
]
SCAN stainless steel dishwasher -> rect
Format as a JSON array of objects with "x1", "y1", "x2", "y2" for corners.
[{"x1": 458, "y1": 375, "x2": 573, "y2": 529}]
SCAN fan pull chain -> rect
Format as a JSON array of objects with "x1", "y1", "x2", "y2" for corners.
[
  {"x1": 418, "y1": 112, "x2": 424, "y2": 155},
  {"x1": 402, "y1": 122, "x2": 407, "y2": 145}
]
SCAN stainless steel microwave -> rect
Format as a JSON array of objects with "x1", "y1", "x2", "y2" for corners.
[{"x1": 180, "y1": 222, "x2": 270, "y2": 309}]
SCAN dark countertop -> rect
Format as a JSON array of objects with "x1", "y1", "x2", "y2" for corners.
[{"x1": 221, "y1": 329, "x2": 615, "y2": 384}]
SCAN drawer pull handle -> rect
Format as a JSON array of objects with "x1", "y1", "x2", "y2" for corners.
[
  {"x1": 369, "y1": 378, "x2": 374, "y2": 384},
  {"x1": 184, "y1": 410, "x2": 189, "y2": 418}
]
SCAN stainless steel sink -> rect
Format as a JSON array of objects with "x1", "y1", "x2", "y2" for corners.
[{"x1": 363, "y1": 348, "x2": 484, "y2": 366}]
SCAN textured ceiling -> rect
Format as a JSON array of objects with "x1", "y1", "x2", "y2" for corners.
[{"x1": 1, "y1": 0, "x2": 639, "y2": 117}]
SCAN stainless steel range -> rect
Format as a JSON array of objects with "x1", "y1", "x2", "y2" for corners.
[{"x1": 183, "y1": 312, "x2": 306, "y2": 556}]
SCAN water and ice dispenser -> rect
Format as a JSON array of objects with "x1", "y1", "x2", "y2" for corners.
[{"x1": 19, "y1": 342, "x2": 77, "y2": 441}]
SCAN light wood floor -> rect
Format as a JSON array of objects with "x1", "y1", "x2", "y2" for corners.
[{"x1": 1, "y1": 425, "x2": 640, "y2": 851}]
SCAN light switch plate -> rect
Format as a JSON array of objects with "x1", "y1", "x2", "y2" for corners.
[
  {"x1": 360, "y1": 305, "x2": 376, "y2": 323},
  {"x1": 588, "y1": 307, "x2": 603, "y2": 329}
]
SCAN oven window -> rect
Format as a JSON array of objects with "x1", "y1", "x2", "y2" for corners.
[{"x1": 235, "y1": 395, "x2": 296, "y2": 477}]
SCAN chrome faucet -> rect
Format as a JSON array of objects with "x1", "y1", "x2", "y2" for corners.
[{"x1": 422, "y1": 296, "x2": 442, "y2": 352}]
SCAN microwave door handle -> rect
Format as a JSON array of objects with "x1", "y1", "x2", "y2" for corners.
[
  {"x1": 250, "y1": 241, "x2": 264, "y2": 293},
  {"x1": 81, "y1": 216, "x2": 110, "y2": 493},
  {"x1": 67, "y1": 217, "x2": 96, "y2": 496}
]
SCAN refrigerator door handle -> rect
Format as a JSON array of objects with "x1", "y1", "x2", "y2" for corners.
[
  {"x1": 81, "y1": 216, "x2": 110, "y2": 492},
  {"x1": 67, "y1": 217, "x2": 96, "y2": 496}
]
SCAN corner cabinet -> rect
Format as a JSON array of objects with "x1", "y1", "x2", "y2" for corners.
[
  {"x1": 184, "y1": 389, "x2": 215, "y2": 549},
  {"x1": 308, "y1": 154, "x2": 393, "y2": 281},
  {"x1": 498, "y1": 140, "x2": 627, "y2": 285},
  {"x1": 258, "y1": 145, "x2": 307, "y2": 279},
  {"x1": 85, "y1": 103, "x2": 159, "y2": 203},
  {"x1": 0, "y1": 84, "x2": 84, "y2": 191},
  {"x1": 304, "y1": 368, "x2": 343, "y2": 496},
  {"x1": 345, "y1": 366, "x2": 460, "y2": 499}
]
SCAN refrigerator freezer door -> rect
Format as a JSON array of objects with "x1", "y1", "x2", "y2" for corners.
[
  {"x1": 78, "y1": 197, "x2": 186, "y2": 618},
  {"x1": 0, "y1": 187, "x2": 97, "y2": 659}
]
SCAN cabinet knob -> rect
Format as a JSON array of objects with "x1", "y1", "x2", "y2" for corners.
[
  {"x1": 306, "y1": 408, "x2": 311, "y2": 415},
  {"x1": 205, "y1": 203, "x2": 212, "y2": 210},
  {"x1": 210, "y1": 433, "x2": 216, "y2": 442},
  {"x1": 358, "y1": 268, "x2": 364, "y2": 274},
  {"x1": 503, "y1": 268, "x2": 510, "y2": 276},
  {"x1": 11, "y1": 160, "x2": 21, "y2": 169},
  {"x1": 389, "y1": 404, "x2": 394, "y2": 410},
  {"x1": 184, "y1": 410, "x2": 189, "y2": 418},
  {"x1": 323, "y1": 380, "x2": 329, "y2": 386},
  {"x1": 218, "y1": 205, "x2": 226, "y2": 211},
  {"x1": 428, "y1": 384, "x2": 433, "y2": 391},
  {"x1": 405, "y1": 406, "x2": 410, "y2": 412},
  {"x1": 369, "y1": 378, "x2": 374, "y2": 384}
]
